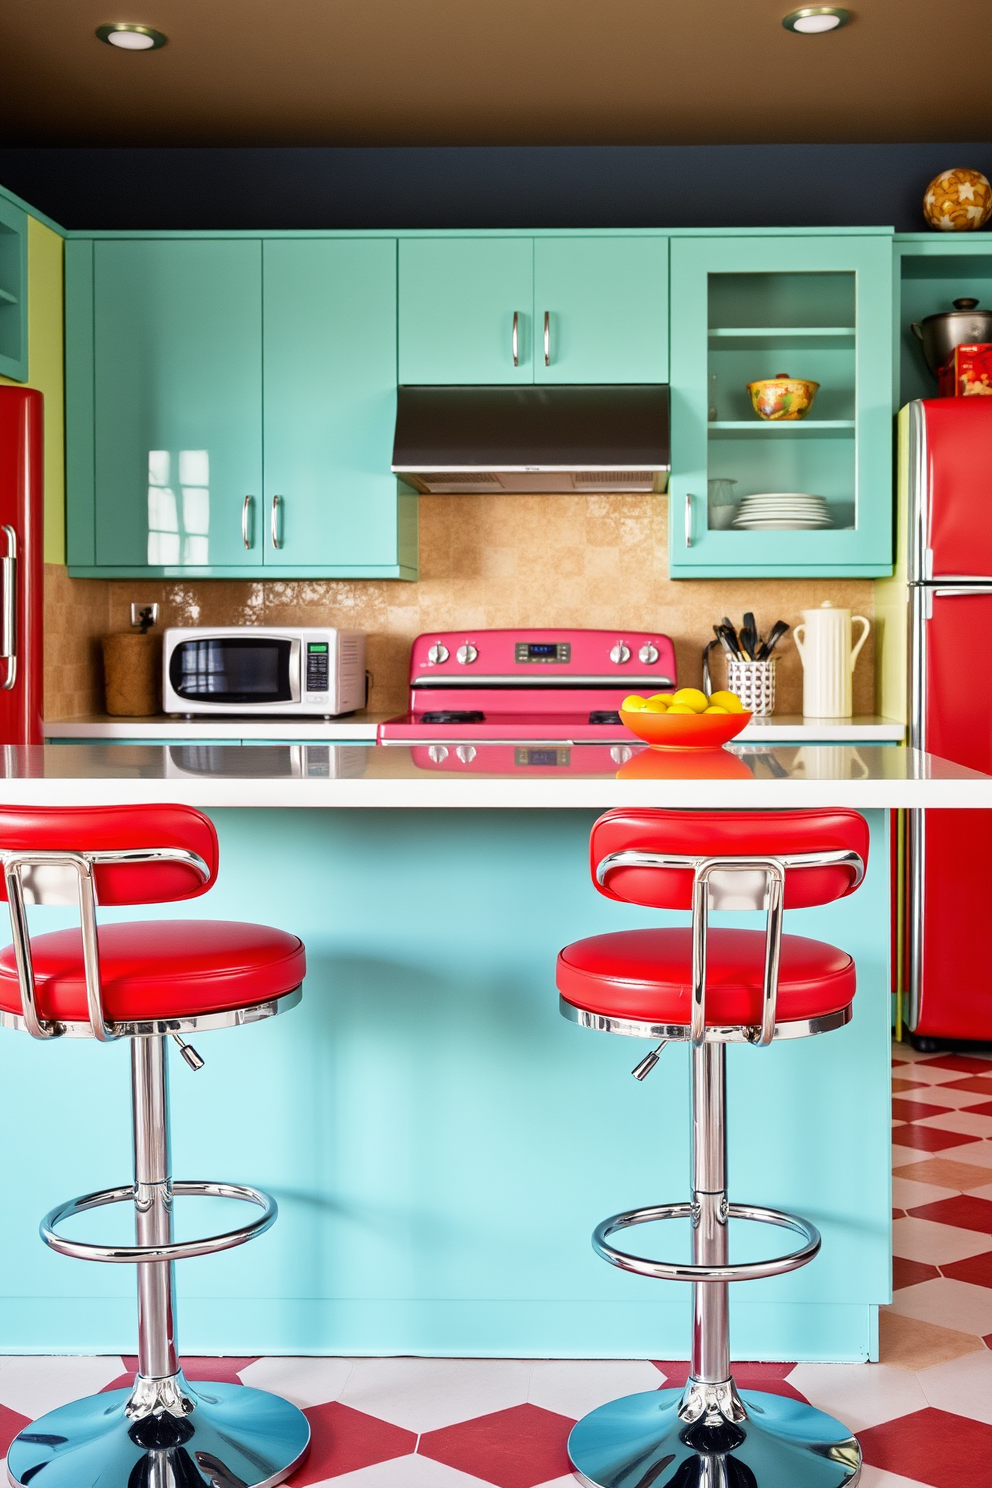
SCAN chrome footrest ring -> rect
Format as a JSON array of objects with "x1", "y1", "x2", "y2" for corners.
[
  {"x1": 41, "y1": 1180, "x2": 277, "y2": 1263},
  {"x1": 593, "y1": 1201, "x2": 821, "y2": 1282}
]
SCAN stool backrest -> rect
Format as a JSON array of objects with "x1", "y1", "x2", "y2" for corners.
[
  {"x1": 591, "y1": 808, "x2": 868, "y2": 911},
  {"x1": 0, "y1": 804, "x2": 218, "y2": 906},
  {"x1": 0, "y1": 804, "x2": 219, "y2": 1044}
]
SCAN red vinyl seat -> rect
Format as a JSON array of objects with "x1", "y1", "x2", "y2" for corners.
[
  {"x1": 557, "y1": 926, "x2": 855, "y2": 1027},
  {"x1": 0, "y1": 920, "x2": 305, "y2": 1025}
]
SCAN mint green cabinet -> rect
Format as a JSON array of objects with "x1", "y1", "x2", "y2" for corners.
[
  {"x1": 533, "y1": 238, "x2": 668, "y2": 383},
  {"x1": 668, "y1": 234, "x2": 893, "y2": 578},
  {"x1": 89, "y1": 239, "x2": 263, "y2": 570},
  {"x1": 67, "y1": 237, "x2": 416, "y2": 578},
  {"x1": 399, "y1": 236, "x2": 668, "y2": 386},
  {"x1": 398, "y1": 239, "x2": 534, "y2": 384},
  {"x1": 263, "y1": 239, "x2": 413, "y2": 572}
]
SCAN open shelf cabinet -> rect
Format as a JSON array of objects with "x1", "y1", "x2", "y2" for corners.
[{"x1": 669, "y1": 234, "x2": 893, "y2": 577}]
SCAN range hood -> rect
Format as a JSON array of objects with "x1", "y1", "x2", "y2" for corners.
[{"x1": 391, "y1": 385, "x2": 670, "y2": 494}]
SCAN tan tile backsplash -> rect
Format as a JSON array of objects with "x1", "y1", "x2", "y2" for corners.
[{"x1": 45, "y1": 493, "x2": 876, "y2": 720}]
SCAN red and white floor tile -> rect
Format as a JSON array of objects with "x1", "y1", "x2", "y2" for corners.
[{"x1": 1, "y1": 1043, "x2": 989, "y2": 1487}]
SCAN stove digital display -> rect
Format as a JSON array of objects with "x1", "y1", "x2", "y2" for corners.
[
  {"x1": 515, "y1": 642, "x2": 570, "y2": 664},
  {"x1": 515, "y1": 747, "x2": 570, "y2": 767}
]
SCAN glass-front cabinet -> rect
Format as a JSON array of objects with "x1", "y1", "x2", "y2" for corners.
[{"x1": 669, "y1": 234, "x2": 893, "y2": 577}]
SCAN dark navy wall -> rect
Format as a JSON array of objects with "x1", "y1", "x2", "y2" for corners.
[{"x1": 1, "y1": 143, "x2": 991, "y2": 232}]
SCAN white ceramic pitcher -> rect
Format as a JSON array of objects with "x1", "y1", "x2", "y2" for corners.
[{"x1": 793, "y1": 602, "x2": 870, "y2": 719}]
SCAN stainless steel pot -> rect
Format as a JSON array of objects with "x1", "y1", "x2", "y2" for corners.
[{"x1": 911, "y1": 298, "x2": 992, "y2": 375}]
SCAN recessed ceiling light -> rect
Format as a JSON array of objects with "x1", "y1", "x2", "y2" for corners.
[
  {"x1": 782, "y1": 7, "x2": 851, "y2": 33},
  {"x1": 96, "y1": 23, "x2": 167, "y2": 50}
]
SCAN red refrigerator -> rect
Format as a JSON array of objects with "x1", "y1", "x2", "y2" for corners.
[
  {"x1": 906, "y1": 396, "x2": 992, "y2": 1044},
  {"x1": 0, "y1": 386, "x2": 43, "y2": 746}
]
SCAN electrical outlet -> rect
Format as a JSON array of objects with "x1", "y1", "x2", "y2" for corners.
[{"x1": 130, "y1": 603, "x2": 160, "y2": 629}]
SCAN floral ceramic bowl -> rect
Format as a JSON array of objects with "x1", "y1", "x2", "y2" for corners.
[{"x1": 746, "y1": 374, "x2": 819, "y2": 421}]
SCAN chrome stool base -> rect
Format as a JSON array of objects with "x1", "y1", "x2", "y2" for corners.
[
  {"x1": 568, "y1": 1383, "x2": 861, "y2": 1488},
  {"x1": 6, "y1": 1374, "x2": 311, "y2": 1488}
]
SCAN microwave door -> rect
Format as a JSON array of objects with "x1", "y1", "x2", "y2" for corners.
[
  {"x1": 912, "y1": 399, "x2": 992, "y2": 581},
  {"x1": 170, "y1": 636, "x2": 300, "y2": 707}
]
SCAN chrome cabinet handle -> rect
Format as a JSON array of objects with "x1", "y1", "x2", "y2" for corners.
[
  {"x1": 512, "y1": 311, "x2": 519, "y2": 367},
  {"x1": 544, "y1": 311, "x2": 550, "y2": 367},
  {"x1": 1, "y1": 524, "x2": 16, "y2": 691},
  {"x1": 684, "y1": 493, "x2": 693, "y2": 549},
  {"x1": 242, "y1": 495, "x2": 253, "y2": 550},
  {"x1": 271, "y1": 494, "x2": 283, "y2": 549}
]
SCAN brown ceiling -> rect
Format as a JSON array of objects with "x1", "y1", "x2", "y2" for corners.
[{"x1": 1, "y1": 0, "x2": 990, "y2": 148}]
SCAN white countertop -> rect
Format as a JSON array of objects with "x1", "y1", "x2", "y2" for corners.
[
  {"x1": 43, "y1": 713, "x2": 905, "y2": 743},
  {"x1": 2, "y1": 742, "x2": 985, "y2": 809}
]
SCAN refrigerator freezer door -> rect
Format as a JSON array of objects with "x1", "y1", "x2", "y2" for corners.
[
  {"x1": 910, "y1": 585, "x2": 992, "y2": 1039},
  {"x1": 0, "y1": 388, "x2": 43, "y2": 746},
  {"x1": 912, "y1": 398, "x2": 992, "y2": 581}
]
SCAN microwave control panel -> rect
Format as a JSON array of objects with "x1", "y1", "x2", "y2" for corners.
[{"x1": 305, "y1": 642, "x2": 330, "y2": 694}]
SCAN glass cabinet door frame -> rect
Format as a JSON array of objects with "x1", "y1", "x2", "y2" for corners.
[{"x1": 669, "y1": 233, "x2": 893, "y2": 578}]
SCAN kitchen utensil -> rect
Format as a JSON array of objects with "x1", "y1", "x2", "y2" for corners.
[
  {"x1": 721, "y1": 617, "x2": 742, "y2": 657},
  {"x1": 746, "y1": 374, "x2": 819, "y2": 421},
  {"x1": 911, "y1": 298, "x2": 992, "y2": 376},
  {"x1": 922, "y1": 168, "x2": 992, "y2": 233},
  {"x1": 756, "y1": 619, "x2": 790, "y2": 660},
  {"x1": 714, "y1": 625, "x2": 739, "y2": 661},
  {"x1": 741, "y1": 612, "x2": 758, "y2": 659},
  {"x1": 702, "y1": 638, "x2": 719, "y2": 696},
  {"x1": 619, "y1": 704, "x2": 751, "y2": 751},
  {"x1": 727, "y1": 658, "x2": 776, "y2": 716},
  {"x1": 793, "y1": 601, "x2": 870, "y2": 718}
]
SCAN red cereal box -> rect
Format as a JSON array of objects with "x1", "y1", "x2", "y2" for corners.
[{"x1": 937, "y1": 343, "x2": 992, "y2": 397}]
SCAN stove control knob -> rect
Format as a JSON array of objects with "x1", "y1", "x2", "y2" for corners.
[
  {"x1": 428, "y1": 745, "x2": 449, "y2": 763},
  {"x1": 456, "y1": 644, "x2": 479, "y2": 665},
  {"x1": 610, "y1": 641, "x2": 631, "y2": 665},
  {"x1": 427, "y1": 643, "x2": 449, "y2": 665},
  {"x1": 638, "y1": 643, "x2": 660, "y2": 665},
  {"x1": 456, "y1": 745, "x2": 477, "y2": 764}
]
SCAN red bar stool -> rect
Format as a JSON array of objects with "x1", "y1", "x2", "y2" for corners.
[
  {"x1": 557, "y1": 808, "x2": 870, "y2": 1488},
  {"x1": 0, "y1": 804, "x2": 310, "y2": 1488}
]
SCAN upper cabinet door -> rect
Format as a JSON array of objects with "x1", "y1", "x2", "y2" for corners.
[
  {"x1": 533, "y1": 238, "x2": 669, "y2": 384},
  {"x1": 263, "y1": 239, "x2": 401, "y2": 569},
  {"x1": 668, "y1": 234, "x2": 893, "y2": 578},
  {"x1": 93, "y1": 240, "x2": 263, "y2": 569},
  {"x1": 398, "y1": 239, "x2": 534, "y2": 384}
]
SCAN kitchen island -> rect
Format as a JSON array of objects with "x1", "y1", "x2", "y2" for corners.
[{"x1": 0, "y1": 742, "x2": 987, "y2": 1367}]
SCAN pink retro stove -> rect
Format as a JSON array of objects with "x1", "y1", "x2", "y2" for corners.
[{"x1": 377, "y1": 628, "x2": 677, "y2": 755}]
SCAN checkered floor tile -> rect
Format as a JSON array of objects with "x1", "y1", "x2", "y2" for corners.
[{"x1": 1, "y1": 1043, "x2": 989, "y2": 1486}]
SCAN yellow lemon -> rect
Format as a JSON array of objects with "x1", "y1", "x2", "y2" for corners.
[
  {"x1": 708, "y1": 690, "x2": 745, "y2": 714},
  {"x1": 667, "y1": 703, "x2": 696, "y2": 714},
  {"x1": 672, "y1": 688, "x2": 709, "y2": 714},
  {"x1": 642, "y1": 697, "x2": 669, "y2": 712},
  {"x1": 648, "y1": 692, "x2": 674, "y2": 704},
  {"x1": 621, "y1": 695, "x2": 647, "y2": 711},
  {"x1": 703, "y1": 705, "x2": 729, "y2": 715}
]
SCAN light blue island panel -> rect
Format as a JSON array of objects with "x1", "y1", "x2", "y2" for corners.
[{"x1": 0, "y1": 808, "x2": 890, "y2": 1361}]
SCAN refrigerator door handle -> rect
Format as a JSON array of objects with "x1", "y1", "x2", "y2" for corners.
[
  {"x1": 1, "y1": 524, "x2": 16, "y2": 691},
  {"x1": 931, "y1": 585, "x2": 992, "y2": 597}
]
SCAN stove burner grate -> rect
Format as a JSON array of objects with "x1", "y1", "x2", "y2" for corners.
[{"x1": 418, "y1": 710, "x2": 486, "y2": 724}]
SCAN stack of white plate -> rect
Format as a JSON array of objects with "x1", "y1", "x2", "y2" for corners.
[{"x1": 731, "y1": 493, "x2": 833, "y2": 530}]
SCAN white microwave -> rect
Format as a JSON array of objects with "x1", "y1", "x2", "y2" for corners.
[{"x1": 163, "y1": 627, "x2": 367, "y2": 716}]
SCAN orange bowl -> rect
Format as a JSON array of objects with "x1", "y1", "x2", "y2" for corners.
[{"x1": 619, "y1": 706, "x2": 752, "y2": 750}]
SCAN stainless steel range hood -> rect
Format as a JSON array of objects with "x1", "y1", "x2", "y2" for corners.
[{"x1": 391, "y1": 385, "x2": 670, "y2": 494}]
